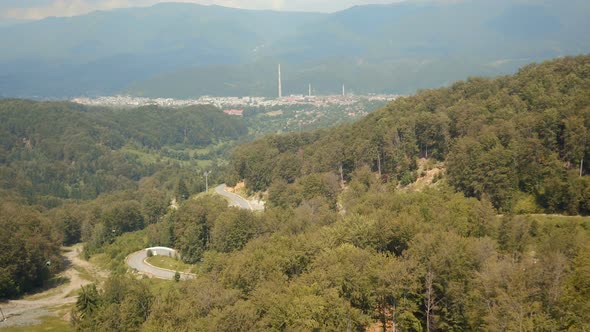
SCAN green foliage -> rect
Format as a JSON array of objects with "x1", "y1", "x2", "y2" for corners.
[
  {"x1": 266, "y1": 172, "x2": 342, "y2": 212},
  {"x1": 73, "y1": 277, "x2": 154, "y2": 331},
  {"x1": 229, "y1": 55, "x2": 590, "y2": 214},
  {"x1": 75, "y1": 284, "x2": 100, "y2": 320},
  {"x1": 68, "y1": 56, "x2": 590, "y2": 331},
  {"x1": 52, "y1": 209, "x2": 83, "y2": 246},
  {"x1": 243, "y1": 100, "x2": 388, "y2": 137},
  {"x1": 145, "y1": 256, "x2": 193, "y2": 273},
  {"x1": 80, "y1": 196, "x2": 151, "y2": 259},
  {"x1": 77, "y1": 182, "x2": 590, "y2": 331},
  {"x1": 7, "y1": 56, "x2": 590, "y2": 331},
  {"x1": 140, "y1": 188, "x2": 169, "y2": 224},
  {"x1": 101, "y1": 200, "x2": 145, "y2": 233},
  {"x1": 175, "y1": 179, "x2": 189, "y2": 202},
  {"x1": 211, "y1": 209, "x2": 262, "y2": 253},
  {"x1": 0, "y1": 201, "x2": 62, "y2": 298},
  {"x1": 0, "y1": 99, "x2": 250, "y2": 298},
  {"x1": 511, "y1": 192, "x2": 542, "y2": 214},
  {"x1": 447, "y1": 137, "x2": 518, "y2": 210},
  {"x1": 562, "y1": 243, "x2": 590, "y2": 330},
  {"x1": 90, "y1": 230, "x2": 148, "y2": 274},
  {"x1": 146, "y1": 221, "x2": 174, "y2": 248},
  {"x1": 0, "y1": 100, "x2": 247, "y2": 202},
  {"x1": 267, "y1": 179, "x2": 303, "y2": 209},
  {"x1": 170, "y1": 196, "x2": 228, "y2": 263}
]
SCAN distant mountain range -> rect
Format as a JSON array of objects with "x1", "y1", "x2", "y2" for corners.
[{"x1": 0, "y1": 0, "x2": 589, "y2": 98}]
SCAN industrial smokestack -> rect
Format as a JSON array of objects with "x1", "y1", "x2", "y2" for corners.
[
  {"x1": 342, "y1": 84, "x2": 345, "y2": 97},
  {"x1": 309, "y1": 83, "x2": 311, "y2": 97},
  {"x1": 278, "y1": 64, "x2": 282, "y2": 99}
]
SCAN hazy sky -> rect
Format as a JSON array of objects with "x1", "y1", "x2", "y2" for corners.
[{"x1": 0, "y1": 0, "x2": 409, "y2": 20}]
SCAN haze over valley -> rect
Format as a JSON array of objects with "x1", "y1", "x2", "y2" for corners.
[{"x1": 1, "y1": 0, "x2": 589, "y2": 98}]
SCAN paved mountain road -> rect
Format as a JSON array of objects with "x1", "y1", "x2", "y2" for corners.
[
  {"x1": 215, "y1": 184, "x2": 264, "y2": 211},
  {"x1": 125, "y1": 184, "x2": 263, "y2": 280},
  {"x1": 126, "y1": 247, "x2": 195, "y2": 280}
]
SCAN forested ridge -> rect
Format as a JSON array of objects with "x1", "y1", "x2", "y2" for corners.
[
  {"x1": 0, "y1": 100, "x2": 246, "y2": 202},
  {"x1": 0, "y1": 100, "x2": 247, "y2": 298},
  {"x1": 69, "y1": 56, "x2": 590, "y2": 331},
  {"x1": 229, "y1": 55, "x2": 590, "y2": 214}
]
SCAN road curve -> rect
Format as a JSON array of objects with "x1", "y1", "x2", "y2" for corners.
[
  {"x1": 126, "y1": 185, "x2": 264, "y2": 280},
  {"x1": 126, "y1": 247, "x2": 195, "y2": 280},
  {"x1": 215, "y1": 184, "x2": 264, "y2": 211}
]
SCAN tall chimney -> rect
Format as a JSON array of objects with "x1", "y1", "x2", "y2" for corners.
[
  {"x1": 309, "y1": 83, "x2": 311, "y2": 97},
  {"x1": 278, "y1": 64, "x2": 282, "y2": 99},
  {"x1": 342, "y1": 84, "x2": 345, "y2": 97}
]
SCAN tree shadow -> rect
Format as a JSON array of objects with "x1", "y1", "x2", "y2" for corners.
[{"x1": 10, "y1": 247, "x2": 75, "y2": 299}]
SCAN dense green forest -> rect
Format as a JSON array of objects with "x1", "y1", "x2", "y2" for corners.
[
  {"x1": 0, "y1": 100, "x2": 247, "y2": 297},
  {"x1": 0, "y1": 196, "x2": 62, "y2": 298},
  {"x1": 0, "y1": 100, "x2": 246, "y2": 202},
  {"x1": 229, "y1": 55, "x2": 590, "y2": 215},
  {"x1": 73, "y1": 188, "x2": 590, "y2": 331},
  {"x1": 69, "y1": 56, "x2": 590, "y2": 331}
]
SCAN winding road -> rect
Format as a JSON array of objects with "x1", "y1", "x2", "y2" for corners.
[
  {"x1": 0, "y1": 185, "x2": 266, "y2": 328},
  {"x1": 215, "y1": 184, "x2": 265, "y2": 211},
  {"x1": 126, "y1": 184, "x2": 262, "y2": 280},
  {"x1": 126, "y1": 247, "x2": 195, "y2": 280}
]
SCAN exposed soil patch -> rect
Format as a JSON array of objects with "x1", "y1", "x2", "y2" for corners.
[{"x1": 0, "y1": 244, "x2": 106, "y2": 329}]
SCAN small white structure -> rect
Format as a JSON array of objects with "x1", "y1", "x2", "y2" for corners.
[{"x1": 146, "y1": 246, "x2": 177, "y2": 258}]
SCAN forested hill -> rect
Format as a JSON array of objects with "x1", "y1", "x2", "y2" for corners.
[
  {"x1": 0, "y1": 100, "x2": 247, "y2": 201},
  {"x1": 229, "y1": 55, "x2": 590, "y2": 214}
]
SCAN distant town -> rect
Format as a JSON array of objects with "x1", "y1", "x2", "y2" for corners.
[
  {"x1": 71, "y1": 94, "x2": 400, "y2": 110},
  {"x1": 71, "y1": 94, "x2": 400, "y2": 135}
]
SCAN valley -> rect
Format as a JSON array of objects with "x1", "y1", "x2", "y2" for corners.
[
  {"x1": 2, "y1": 55, "x2": 589, "y2": 331},
  {"x1": 1, "y1": 1, "x2": 590, "y2": 331}
]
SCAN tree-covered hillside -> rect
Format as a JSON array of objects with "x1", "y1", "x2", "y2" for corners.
[
  {"x1": 229, "y1": 55, "x2": 590, "y2": 214},
  {"x1": 68, "y1": 56, "x2": 590, "y2": 332},
  {"x1": 0, "y1": 197, "x2": 62, "y2": 298},
  {"x1": 0, "y1": 99, "x2": 249, "y2": 298},
  {"x1": 0, "y1": 100, "x2": 246, "y2": 202}
]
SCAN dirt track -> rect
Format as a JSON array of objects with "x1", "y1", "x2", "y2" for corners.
[{"x1": 0, "y1": 244, "x2": 105, "y2": 328}]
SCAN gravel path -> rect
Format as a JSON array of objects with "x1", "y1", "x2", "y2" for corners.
[{"x1": 0, "y1": 244, "x2": 105, "y2": 328}]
